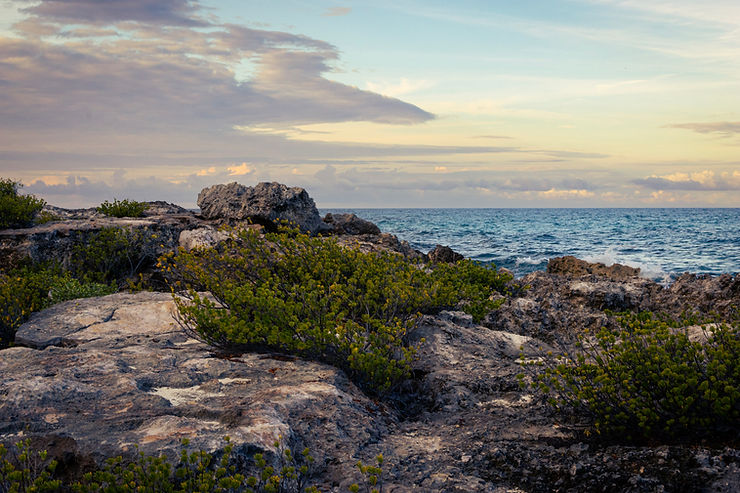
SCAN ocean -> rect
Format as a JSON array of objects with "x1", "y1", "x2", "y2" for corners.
[{"x1": 322, "y1": 208, "x2": 740, "y2": 282}]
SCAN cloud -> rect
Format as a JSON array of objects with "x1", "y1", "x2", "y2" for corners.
[
  {"x1": 633, "y1": 170, "x2": 740, "y2": 190},
  {"x1": 196, "y1": 167, "x2": 216, "y2": 176},
  {"x1": 322, "y1": 7, "x2": 351, "y2": 17},
  {"x1": 365, "y1": 78, "x2": 433, "y2": 97},
  {"x1": 227, "y1": 162, "x2": 254, "y2": 176},
  {"x1": 665, "y1": 122, "x2": 740, "y2": 137},
  {"x1": 18, "y1": 0, "x2": 206, "y2": 26},
  {"x1": 0, "y1": 3, "x2": 433, "y2": 143}
]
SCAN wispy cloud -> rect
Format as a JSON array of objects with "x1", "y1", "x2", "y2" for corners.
[
  {"x1": 18, "y1": 0, "x2": 207, "y2": 26},
  {"x1": 633, "y1": 170, "x2": 740, "y2": 191},
  {"x1": 322, "y1": 6, "x2": 351, "y2": 17},
  {"x1": 665, "y1": 122, "x2": 740, "y2": 137}
]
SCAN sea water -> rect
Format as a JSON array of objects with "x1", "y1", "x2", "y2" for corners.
[{"x1": 322, "y1": 208, "x2": 740, "y2": 281}]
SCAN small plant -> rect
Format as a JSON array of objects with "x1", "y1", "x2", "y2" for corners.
[
  {"x1": 349, "y1": 455, "x2": 383, "y2": 493},
  {"x1": 97, "y1": 198, "x2": 148, "y2": 218},
  {"x1": 0, "y1": 438, "x2": 61, "y2": 492},
  {"x1": 0, "y1": 178, "x2": 45, "y2": 229},
  {"x1": 526, "y1": 312, "x2": 740, "y2": 441},
  {"x1": 33, "y1": 210, "x2": 61, "y2": 225}
]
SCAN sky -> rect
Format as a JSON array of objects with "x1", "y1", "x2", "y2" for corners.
[{"x1": 1, "y1": 0, "x2": 739, "y2": 208}]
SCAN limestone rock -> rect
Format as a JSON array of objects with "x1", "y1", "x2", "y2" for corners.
[
  {"x1": 323, "y1": 213, "x2": 380, "y2": 236},
  {"x1": 427, "y1": 244, "x2": 464, "y2": 263},
  {"x1": 2, "y1": 292, "x2": 392, "y2": 488},
  {"x1": 197, "y1": 182, "x2": 329, "y2": 235},
  {"x1": 548, "y1": 255, "x2": 641, "y2": 280},
  {"x1": 0, "y1": 210, "x2": 205, "y2": 270}
]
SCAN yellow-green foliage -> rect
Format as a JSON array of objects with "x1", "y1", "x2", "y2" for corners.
[
  {"x1": 72, "y1": 227, "x2": 159, "y2": 284},
  {"x1": 0, "y1": 265, "x2": 114, "y2": 348},
  {"x1": 0, "y1": 179, "x2": 45, "y2": 229},
  {"x1": 531, "y1": 312, "x2": 740, "y2": 440},
  {"x1": 349, "y1": 455, "x2": 383, "y2": 493},
  {"x1": 97, "y1": 198, "x2": 148, "y2": 218},
  {"x1": 0, "y1": 439, "x2": 61, "y2": 492},
  {"x1": 2, "y1": 437, "x2": 318, "y2": 493},
  {"x1": 160, "y1": 227, "x2": 511, "y2": 394}
]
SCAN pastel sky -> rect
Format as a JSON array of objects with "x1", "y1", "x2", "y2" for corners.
[{"x1": 1, "y1": 0, "x2": 739, "y2": 208}]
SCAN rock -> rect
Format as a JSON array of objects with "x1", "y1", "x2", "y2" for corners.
[
  {"x1": 333, "y1": 232, "x2": 425, "y2": 260},
  {"x1": 548, "y1": 255, "x2": 641, "y2": 280},
  {"x1": 486, "y1": 267, "x2": 739, "y2": 341},
  {"x1": 2, "y1": 292, "x2": 393, "y2": 488},
  {"x1": 178, "y1": 226, "x2": 234, "y2": 251},
  {"x1": 0, "y1": 212, "x2": 205, "y2": 271},
  {"x1": 323, "y1": 213, "x2": 380, "y2": 236},
  {"x1": 427, "y1": 245, "x2": 464, "y2": 263},
  {"x1": 197, "y1": 182, "x2": 329, "y2": 235}
]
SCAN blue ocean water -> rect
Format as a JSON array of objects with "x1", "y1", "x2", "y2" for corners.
[{"x1": 322, "y1": 208, "x2": 740, "y2": 281}]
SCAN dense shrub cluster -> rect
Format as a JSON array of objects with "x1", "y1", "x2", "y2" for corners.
[
  {"x1": 160, "y1": 227, "x2": 512, "y2": 394},
  {"x1": 0, "y1": 265, "x2": 115, "y2": 348},
  {"x1": 72, "y1": 227, "x2": 160, "y2": 285},
  {"x1": 1, "y1": 437, "x2": 320, "y2": 493},
  {"x1": 97, "y1": 199, "x2": 148, "y2": 218},
  {"x1": 0, "y1": 179, "x2": 45, "y2": 229},
  {"x1": 528, "y1": 312, "x2": 740, "y2": 441}
]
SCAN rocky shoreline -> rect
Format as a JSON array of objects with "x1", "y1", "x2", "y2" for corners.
[{"x1": 1, "y1": 182, "x2": 738, "y2": 492}]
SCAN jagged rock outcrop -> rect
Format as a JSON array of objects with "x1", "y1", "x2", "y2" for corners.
[
  {"x1": 0, "y1": 209, "x2": 205, "y2": 270},
  {"x1": 197, "y1": 182, "x2": 329, "y2": 235},
  {"x1": 486, "y1": 267, "x2": 739, "y2": 341},
  {"x1": 427, "y1": 245, "x2": 464, "y2": 264},
  {"x1": 548, "y1": 255, "x2": 641, "y2": 280},
  {"x1": 323, "y1": 213, "x2": 381, "y2": 236}
]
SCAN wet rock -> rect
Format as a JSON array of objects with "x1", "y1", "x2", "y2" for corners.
[
  {"x1": 548, "y1": 255, "x2": 641, "y2": 280},
  {"x1": 197, "y1": 182, "x2": 329, "y2": 235},
  {"x1": 427, "y1": 245, "x2": 464, "y2": 263},
  {"x1": 323, "y1": 213, "x2": 381, "y2": 236}
]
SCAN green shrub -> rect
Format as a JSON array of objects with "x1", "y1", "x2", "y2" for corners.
[
  {"x1": 97, "y1": 198, "x2": 148, "y2": 218},
  {"x1": 528, "y1": 312, "x2": 740, "y2": 441},
  {"x1": 0, "y1": 265, "x2": 115, "y2": 348},
  {"x1": 0, "y1": 178, "x2": 45, "y2": 229},
  {"x1": 72, "y1": 227, "x2": 159, "y2": 285},
  {"x1": 1, "y1": 436, "x2": 318, "y2": 493},
  {"x1": 160, "y1": 227, "x2": 512, "y2": 394},
  {"x1": 0, "y1": 438, "x2": 61, "y2": 492},
  {"x1": 0, "y1": 266, "x2": 58, "y2": 348}
]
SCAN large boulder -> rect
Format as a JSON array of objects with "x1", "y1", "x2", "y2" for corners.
[{"x1": 197, "y1": 182, "x2": 329, "y2": 235}]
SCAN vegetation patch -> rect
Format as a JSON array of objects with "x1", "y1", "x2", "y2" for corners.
[
  {"x1": 97, "y1": 198, "x2": 149, "y2": 218},
  {"x1": 0, "y1": 179, "x2": 45, "y2": 229},
  {"x1": 0, "y1": 264, "x2": 115, "y2": 349},
  {"x1": 72, "y1": 226, "x2": 160, "y2": 285},
  {"x1": 525, "y1": 311, "x2": 740, "y2": 441},
  {"x1": 160, "y1": 227, "x2": 513, "y2": 394},
  {"x1": 1, "y1": 437, "x2": 320, "y2": 493}
]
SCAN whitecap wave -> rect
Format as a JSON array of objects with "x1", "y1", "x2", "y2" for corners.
[{"x1": 515, "y1": 256, "x2": 549, "y2": 266}]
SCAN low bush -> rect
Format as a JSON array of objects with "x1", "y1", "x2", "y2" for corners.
[
  {"x1": 0, "y1": 178, "x2": 45, "y2": 229},
  {"x1": 0, "y1": 265, "x2": 114, "y2": 348},
  {"x1": 97, "y1": 198, "x2": 148, "y2": 218},
  {"x1": 160, "y1": 227, "x2": 512, "y2": 394},
  {"x1": 72, "y1": 227, "x2": 160, "y2": 285},
  {"x1": 527, "y1": 312, "x2": 740, "y2": 441},
  {"x1": 2, "y1": 437, "x2": 318, "y2": 493}
]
